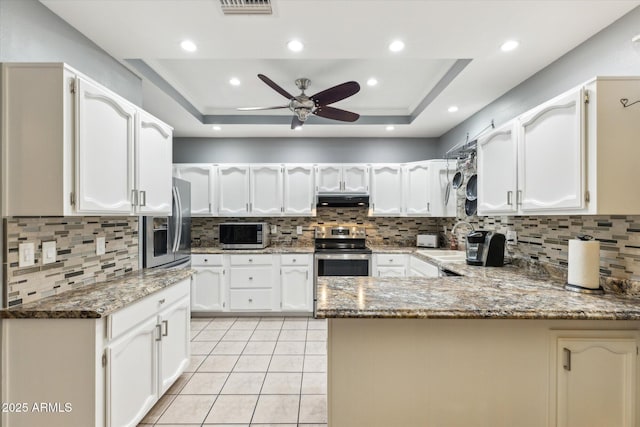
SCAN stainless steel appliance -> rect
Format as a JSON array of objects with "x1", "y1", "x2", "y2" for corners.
[
  {"x1": 143, "y1": 178, "x2": 191, "y2": 269},
  {"x1": 465, "y1": 230, "x2": 505, "y2": 267},
  {"x1": 219, "y1": 222, "x2": 270, "y2": 249},
  {"x1": 314, "y1": 226, "x2": 372, "y2": 307}
]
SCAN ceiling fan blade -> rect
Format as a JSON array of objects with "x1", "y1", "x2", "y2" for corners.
[
  {"x1": 258, "y1": 74, "x2": 294, "y2": 100},
  {"x1": 291, "y1": 116, "x2": 304, "y2": 130},
  {"x1": 313, "y1": 105, "x2": 360, "y2": 122},
  {"x1": 237, "y1": 105, "x2": 289, "y2": 111},
  {"x1": 310, "y1": 81, "x2": 360, "y2": 106}
]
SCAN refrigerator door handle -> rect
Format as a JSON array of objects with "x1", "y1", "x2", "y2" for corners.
[{"x1": 172, "y1": 186, "x2": 181, "y2": 253}]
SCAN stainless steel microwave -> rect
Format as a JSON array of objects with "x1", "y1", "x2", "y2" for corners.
[{"x1": 219, "y1": 222, "x2": 270, "y2": 249}]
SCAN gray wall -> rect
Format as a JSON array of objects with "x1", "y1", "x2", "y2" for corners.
[
  {"x1": 0, "y1": 0, "x2": 142, "y2": 105},
  {"x1": 438, "y1": 5, "x2": 640, "y2": 154},
  {"x1": 174, "y1": 137, "x2": 441, "y2": 163}
]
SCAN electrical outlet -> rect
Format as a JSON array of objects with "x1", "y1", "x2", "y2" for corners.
[
  {"x1": 270, "y1": 225, "x2": 277, "y2": 234},
  {"x1": 42, "y1": 240, "x2": 57, "y2": 265},
  {"x1": 96, "y1": 236, "x2": 106, "y2": 255},
  {"x1": 19, "y1": 242, "x2": 35, "y2": 267},
  {"x1": 506, "y1": 230, "x2": 518, "y2": 245},
  {"x1": 296, "y1": 226, "x2": 303, "y2": 235}
]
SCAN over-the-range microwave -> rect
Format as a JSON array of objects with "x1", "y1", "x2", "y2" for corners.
[{"x1": 219, "y1": 222, "x2": 270, "y2": 249}]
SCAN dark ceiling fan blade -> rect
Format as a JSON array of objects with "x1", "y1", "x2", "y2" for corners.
[
  {"x1": 257, "y1": 74, "x2": 294, "y2": 100},
  {"x1": 291, "y1": 116, "x2": 304, "y2": 129},
  {"x1": 310, "y1": 81, "x2": 360, "y2": 106},
  {"x1": 237, "y1": 105, "x2": 289, "y2": 111},
  {"x1": 313, "y1": 105, "x2": 360, "y2": 122}
]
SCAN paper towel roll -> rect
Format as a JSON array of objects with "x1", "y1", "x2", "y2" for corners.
[{"x1": 567, "y1": 239, "x2": 601, "y2": 289}]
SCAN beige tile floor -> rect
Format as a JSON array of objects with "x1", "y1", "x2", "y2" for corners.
[{"x1": 138, "y1": 316, "x2": 328, "y2": 426}]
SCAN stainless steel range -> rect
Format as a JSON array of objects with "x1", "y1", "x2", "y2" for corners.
[{"x1": 313, "y1": 226, "x2": 372, "y2": 308}]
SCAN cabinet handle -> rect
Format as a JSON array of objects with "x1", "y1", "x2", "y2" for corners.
[
  {"x1": 250, "y1": 202, "x2": 252, "y2": 211},
  {"x1": 159, "y1": 298, "x2": 165, "y2": 304},
  {"x1": 162, "y1": 320, "x2": 169, "y2": 337},
  {"x1": 306, "y1": 270, "x2": 309, "y2": 280},
  {"x1": 209, "y1": 203, "x2": 212, "y2": 213},
  {"x1": 516, "y1": 190, "x2": 523, "y2": 206},
  {"x1": 155, "y1": 324, "x2": 162, "y2": 342},
  {"x1": 139, "y1": 190, "x2": 146, "y2": 207},
  {"x1": 563, "y1": 347, "x2": 571, "y2": 371},
  {"x1": 246, "y1": 203, "x2": 249, "y2": 212},
  {"x1": 507, "y1": 191, "x2": 513, "y2": 206},
  {"x1": 427, "y1": 202, "x2": 430, "y2": 212},
  {"x1": 131, "y1": 189, "x2": 139, "y2": 206}
]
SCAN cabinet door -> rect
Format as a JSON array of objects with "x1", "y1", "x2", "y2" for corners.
[
  {"x1": 518, "y1": 88, "x2": 585, "y2": 212},
  {"x1": 556, "y1": 337, "x2": 637, "y2": 427},
  {"x1": 250, "y1": 165, "x2": 283, "y2": 215},
  {"x1": 281, "y1": 266, "x2": 312, "y2": 311},
  {"x1": 76, "y1": 78, "x2": 135, "y2": 214},
  {"x1": 343, "y1": 165, "x2": 370, "y2": 193},
  {"x1": 404, "y1": 162, "x2": 431, "y2": 216},
  {"x1": 316, "y1": 165, "x2": 342, "y2": 193},
  {"x1": 375, "y1": 266, "x2": 406, "y2": 277},
  {"x1": 284, "y1": 165, "x2": 315, "y2": 215},
  {"x1": 477, "y1": 121, "x2": 518, "y2": 215},
  {"x1": 370, "y1": 165, "x2": 403, "y2": 216},
  {"x1": 432, "y1": 161, "x2": 458, "y2": 217},
  {"x1": 174, "y1": 164, "x2": 215, "y2": 216},
  {"x1": 192, "y1": 266, "x2": 226, "y2": 312},
  {"x1": 218, "y1": 165, "x2": 250, "y2": 216},
  {"x1": 137, "y1": 111, "x2": 172, "y2": 215},
  {"x1": 158, "y1": 297, "x2": 191, "y2": 395},
  {"x1": 107, "y1": 317, "x2": 158, "y2": 427}
]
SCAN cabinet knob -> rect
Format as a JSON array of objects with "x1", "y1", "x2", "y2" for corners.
[
  {"x1": 249, "y1": 258, "x2": 253, "y2": 262},
  {"x1": 204, "y1": 259, "x2": 208, "y2": 262},
  {"x1": 248, "y1": 298, "x2": 253, "y2": 303},
  {"x1": 293, "y1": 258, "x2": 297, "y2": 262},
  {"x1": 159, "y1": 298, "x2": 166, "y2": 304},
  {"x1": 249, "y1": 277, "x2": 253, "y2": 280}
]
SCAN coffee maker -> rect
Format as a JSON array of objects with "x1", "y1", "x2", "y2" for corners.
[{"x1": 465, "y1": 231, "x2": 506, "y2": 266}]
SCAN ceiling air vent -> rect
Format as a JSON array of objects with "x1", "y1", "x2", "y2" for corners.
[{"x1": 220, "y1": 0, "x2": 272, "y2": 15}]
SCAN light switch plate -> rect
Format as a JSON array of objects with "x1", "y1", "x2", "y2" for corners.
[
  {"x1": 96, "y1": 236, "x2": 106, "y2": 255},
  {"x1": 19, "y1": 242, "x2": 35, "y2": 267},
  {"x1": 296, "y1": 225, "x2": 303, "y2": 235},
  {"x1": 42, "y1": 240, "x2": 57, "y2": 265}
]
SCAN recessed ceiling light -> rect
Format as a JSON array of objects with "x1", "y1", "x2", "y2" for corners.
[
  {"x1": 367, "y1": 78, "x2": 378, "y2": 87},
  {"x1": 229, "y1": 77, "x2": 241, "y2": 86},
  {"x1": 287, "y1": 39, "x2": 304, "y2": 52},
  {"x1": 500, "y1": 40, "x2": 519, "y2": 52},
  {"x1": 448, "y1": 106, "x2": 459, "y2": 113},
  {"x1": 389, "y1": 40, "x2": 405, "y2": 52},
  {"x1": 212, "y1": 125, "x2": 222, "y2": 131},
  {"x1": 294, "y1": 126, "x2": 303, "y2": 131},
  {"x1": 180, "y1": 40, "x2": 197, "y2": 52},
  {"x1": 385, "y1": 125, "x2": 395, "y2": 131}
]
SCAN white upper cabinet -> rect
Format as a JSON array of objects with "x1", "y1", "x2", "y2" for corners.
[
  {"x1": 404, "y1": 161, "x2": 432, "y2": 216},
  {"x1": 2, "y1": 63, "x2": 173, "y2": 217},
  {"x1": 316, "y1": 164, "x2": 369, "y2": 194},
  {"x1": 136, "y1": 110, "x2": 172, "y2": 215},
  {"x1": 477, "y1": 121, "x2": 518, "y2": 215},
  {"x1": 518, "y1": 88, "x2": 585, "y2": 213},
  {"x1": 250, "y1": 165, "x2": 284, "y2": 216},
  {"x1": 218, "y1": 165, "x2": 251, "y2": 216},
  {"x1": 284, "y1": 165, "x2": 315, "y2": 216},
  {"x1": 429, "y1": 159, "x2": 457, "y2": 217},
  {"x1": 173, "y1": 164, "x2": 216, "y2": 216},
  {"x1": 370, "y1": 164, "x2": 403, "y2": 216}
]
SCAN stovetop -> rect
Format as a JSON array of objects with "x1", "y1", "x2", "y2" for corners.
[{"x1": 314, "y1": 225, "x2": 370, "y2": 254}]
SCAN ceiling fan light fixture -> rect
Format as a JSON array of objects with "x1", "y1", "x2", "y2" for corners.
[
  {"x1": 287, "y1": 39, "x2": 304, "y2": 52},
  {"x1": 389, "y1": 40, "x2": 405, "y2": 52},
  {"x1": 229, "y1": 77, "x2": 241, "y2": 86},
  {"x1": 367, "y1": 77, "x2": 378, "y2": 86},
  {"x1": 500, "y1": 40, "x2": 519, "y2": 52},
  {"x1": 180, "y1": 40, "x2": 197, "y2": 52}
]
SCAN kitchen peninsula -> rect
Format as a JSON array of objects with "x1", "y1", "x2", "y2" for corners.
[{"x1": 316, "y1": 254, "x2": 640, "y2": 427}]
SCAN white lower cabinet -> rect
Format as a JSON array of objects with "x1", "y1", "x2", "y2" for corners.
[
  {"x1": 158, "y1": 297, "x2": 190, "y2": 395},
  {"x1": 228, "y1": 255, "x2": 276, "y2": 311},
  {"x1": 408, "y1": 256, "x2": 439, "y2": 277},
  {"x1": 551, "y1": 331, "x2": 638, "y2": 427},
  {"x1": 373, "y1": 254, "x2": 408, "y2": 277},
  {"x1": 281, "y1": 254, "x2": 313, "y2": 312},
  {"x1": 191, "y1": 255, "x2": 226, "y2": 312}
]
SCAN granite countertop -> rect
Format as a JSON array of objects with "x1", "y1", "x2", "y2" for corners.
[
  {"x1": 1, "y1": 267, "x2": 194, "y2": 319},
  {"x1": 192, "y1": 246, "x2": 315, "y2": 254},
  {"x1": 316, "y1": 248, "x2": 640, "y2": 320}
]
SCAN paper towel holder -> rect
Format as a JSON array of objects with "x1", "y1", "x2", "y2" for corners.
[{"x1": 564, "y1": 234, "x2": 605, "y2": 294}]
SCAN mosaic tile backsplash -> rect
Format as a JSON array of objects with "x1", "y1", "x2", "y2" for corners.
[{"x1": 4, "y1": 217, "x2": 138, "y2": 307}]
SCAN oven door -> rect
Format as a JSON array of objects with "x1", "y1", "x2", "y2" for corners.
[{"x1": 314, "y1": 253, "x2": 371, "y2": 278}]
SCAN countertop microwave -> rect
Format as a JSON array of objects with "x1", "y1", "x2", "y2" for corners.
[{"x1": 219, "y1": 222, "x2": 270, "y2": 249}]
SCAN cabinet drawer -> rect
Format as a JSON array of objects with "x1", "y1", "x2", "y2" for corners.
[
  {"x1": 375, "y1": 254, "x2": 407, "y2": 266},
  {"x1": 192, "y1": 254, "x2": 223, "y2": 266},
  {"x1": 229, "y1": 267, "x2": 273, "y2": 288},
  {"x1": 230, "y1": 254, "x2": 272, "y2": 266},
  {"x1": 107, "y1": 278, "x2": 190, "y2": 340},
  {"x1": 281, "y1": 254, "x2": 311, "y2": 266},
  {"x1": 229, "y1": 289, "x2": 272, "y2": 310}
]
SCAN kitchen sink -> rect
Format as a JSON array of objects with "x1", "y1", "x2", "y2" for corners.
[{"x1": 416, "y1": 249, "x2": 466, "y2": 262}]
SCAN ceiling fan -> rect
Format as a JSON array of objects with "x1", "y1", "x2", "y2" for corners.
[{"x1": 238, "y1": 74, "x2": 361, "y2": 129}]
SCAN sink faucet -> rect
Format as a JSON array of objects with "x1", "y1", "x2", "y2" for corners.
[{"x1": 449, "y1": 221, "x2": 475, "y2": 250}]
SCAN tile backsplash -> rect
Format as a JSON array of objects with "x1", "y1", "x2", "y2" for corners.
[{"x1": 4, "y1": 217, "x2": 138, "y2": 307}]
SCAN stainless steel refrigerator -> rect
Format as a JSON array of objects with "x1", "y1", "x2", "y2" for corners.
[{"x1": 143, "y1": 177, "x2": 191, "y2": 269}]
